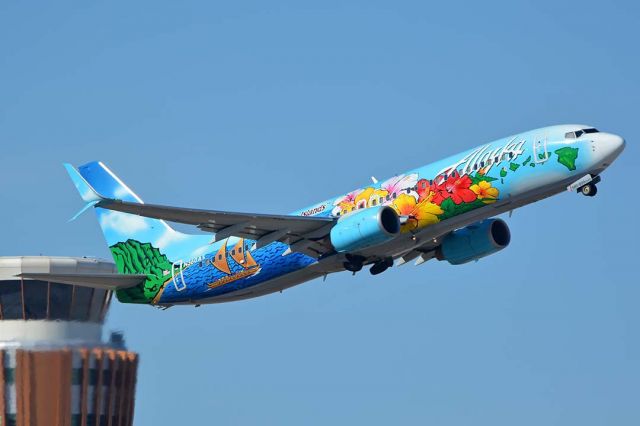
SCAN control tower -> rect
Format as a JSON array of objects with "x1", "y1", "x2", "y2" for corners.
[{"x1": 0, "y1": 257, "x2": 138, "y2": 426}]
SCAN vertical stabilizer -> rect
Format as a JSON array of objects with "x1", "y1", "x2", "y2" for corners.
[{"x1": 65, "y1": 161, "x2": 211, "y2": 303}]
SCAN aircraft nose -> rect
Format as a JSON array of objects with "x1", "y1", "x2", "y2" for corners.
[
  {"x1": 608, "y1": 133, "x2": 625, "y2": 151},
  {"x1": 597, "y1": 133, "x2": 625, "y2": 163}
]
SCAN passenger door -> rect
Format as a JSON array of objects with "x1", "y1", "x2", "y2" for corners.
[{"x1": 534, "y1": 136, "x2": 549, "y2": 163}]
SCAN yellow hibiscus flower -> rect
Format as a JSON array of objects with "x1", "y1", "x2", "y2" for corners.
[
  {"x1": 355, "y1": 187, "x2": 375, "y2": 208},
  {"x1": 392, "y1": 193, "x2": 443, "y2": 232},
  {"x1": 470, "y1": 180, "x2": 499, "y2": 203},
  {"x1": 338, "y1": 201, "x2": 356, "y2": 215},
  {"x1": 368, "y1": 188, "x2": 389, "y2": 206}
]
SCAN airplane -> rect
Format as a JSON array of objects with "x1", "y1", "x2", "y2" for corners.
[{"x1": 21, "y1": 124, "x2": 625, "y2": 307}]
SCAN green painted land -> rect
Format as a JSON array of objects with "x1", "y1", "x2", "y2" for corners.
[{"x1": 554, "y1": 147, "x2": 579, "y2": 171}]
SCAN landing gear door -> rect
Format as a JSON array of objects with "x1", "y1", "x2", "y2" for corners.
[
  {"x1": 534, "y1": 136, "x2": 549, "y2": 163},
  {"x1": 171, "y1": 260, "x2": 187, "y2": 291}
]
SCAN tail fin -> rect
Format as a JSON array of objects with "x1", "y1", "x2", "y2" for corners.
[{"x1": 65, "y1": 161, "x2": 211, "y2": 304}]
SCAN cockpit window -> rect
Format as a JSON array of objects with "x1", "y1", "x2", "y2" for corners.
[{"x1": 565, "y1": 128, "x2": 599, "y2": 139}]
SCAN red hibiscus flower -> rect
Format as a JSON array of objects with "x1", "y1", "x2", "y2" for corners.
[
  {"x1": 444, "y1": 172, "x2": 477, "y2": 204},
  {"x1": 430, "y1": 180, "x2": 450, "y2": 205},
  {"x1": 416, "y1": 178, "x2": 433, "y2": 202},
  {"x1": 430, "y1": 172, "x2": 477, "y2": 205}
]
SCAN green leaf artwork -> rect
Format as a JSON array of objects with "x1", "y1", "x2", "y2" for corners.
[
  {"x1": 470, "y1": 172, "x2": 497, "y2": 185},
  {"x1": 509, "y1": 163, "x2": 520, "y2": 172},
  {"x1": 110, "y1": 239, "x2": 173, "y2": 303},
  {"x1": 438, "y1": 198, "x2": 487, "y2": 221}
]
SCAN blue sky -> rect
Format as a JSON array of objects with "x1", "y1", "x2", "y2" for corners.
[{"x1": 1, "y1": 1, "x2": 638, "y2": 424}]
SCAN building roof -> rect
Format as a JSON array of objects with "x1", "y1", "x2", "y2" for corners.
[
  {"x1": 0, "y1": 257, "x2": 116, "y2": 281},
  {"x1": 0, "y1": 257, "x2": 116, "y2": 324}
]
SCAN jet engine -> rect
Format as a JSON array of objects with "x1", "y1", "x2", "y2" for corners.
[
  {"x1": 437, "y1": 219, "x2": 511, "y2": 265},
  {"x1": 330, "y1": 206, "x2": 400, "y2": 253}
]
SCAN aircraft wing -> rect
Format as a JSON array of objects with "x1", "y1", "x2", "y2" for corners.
[
  {"x1": 96, "y1": 198, "x2": 336, "y2": 257},
  {"x1": 17, "y1": 273, "x2": 147, "y2": 290},
  {"x1": 64, "y1": 163, "x2": 336, "y2": 257}
]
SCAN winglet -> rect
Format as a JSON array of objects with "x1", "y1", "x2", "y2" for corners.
[{"x1": 63, "y1": 163, "x2": 106, "y2": 221}]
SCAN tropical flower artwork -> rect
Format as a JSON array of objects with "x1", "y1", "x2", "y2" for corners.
[
  {"x1": 392, "y1": 193, "x2": 443, "y2": 232},
  {"x1": 329, "y1": 141, "x2": 582, "y2": 234},
  {"x1": 332, "y1": 171, "x2": 502, "y2": 233},
  {"x1": 471, "y1": 180, "x2": 499, "y2": 203}
]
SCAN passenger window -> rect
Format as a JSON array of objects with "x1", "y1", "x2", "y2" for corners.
[
  {"x1": 218, "y1": 254, "x2": 223, "y2": 260},
  {"x1": 379, "y1": 197, "x2": 384, "y2": 203},
  {"x1": 386, "y1": 195, "x2": 390, "y2": 201},
  {"x1": 372, "y1": 199, "x2": 377, "y2": 206}
]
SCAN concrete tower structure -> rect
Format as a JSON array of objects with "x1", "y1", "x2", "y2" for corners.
[{"x1": 0, "y1": 257, "x2": 138, "y2": 426}]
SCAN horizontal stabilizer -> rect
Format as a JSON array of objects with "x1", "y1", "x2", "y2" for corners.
[{"x1": 17, "y1": 273, "x2": 148, "y2": 290}]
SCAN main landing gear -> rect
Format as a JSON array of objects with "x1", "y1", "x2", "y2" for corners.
[
  {"x1": 370, "y1": 257, "x2": 394, "y2": 276},
  {"x1": 343, "y1": 255, "x2": 394, "y2": 275},
  {"x1": 343, "y1": 254, "x2": 365, "y2": 273}
]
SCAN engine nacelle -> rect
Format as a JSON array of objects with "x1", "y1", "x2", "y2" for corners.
[
  {"x1": 437, "y1": 219, "x2": 511, "y2": 265},
  {"x1": 330, "y1": 206, "x2": 400, "y2": 253}
]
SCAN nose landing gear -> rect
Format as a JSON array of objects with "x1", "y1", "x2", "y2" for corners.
[
  {"x1": 580, "y1": 183, "x2": 598, "y2": 197},
  {"x1": 571, "y1": 175, "x2": 600, "y2": 198}
]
